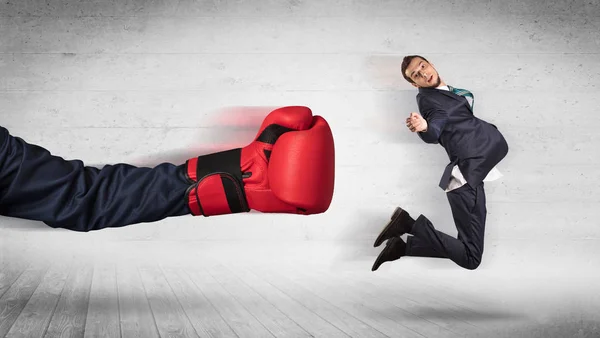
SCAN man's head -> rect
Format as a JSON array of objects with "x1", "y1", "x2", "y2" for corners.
[{"x1": 401, "y1": 55, "x2": 444, "y2": 88}]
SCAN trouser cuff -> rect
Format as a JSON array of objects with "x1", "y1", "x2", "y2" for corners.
[{"x1": 409, "y1": 214, "x2": 429, "y2": 235}]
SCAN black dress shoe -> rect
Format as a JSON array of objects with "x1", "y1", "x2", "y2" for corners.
[
  {"x1": 373, "y1": 207, "x2": 415, "y2": 247},
  {"x1": 371, "y1": 237, "x2": 406, "y2": 271}
]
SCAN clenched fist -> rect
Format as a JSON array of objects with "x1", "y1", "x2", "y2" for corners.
[{"x1": 405, "y1": 112, "x2": 428, "y2": 132}]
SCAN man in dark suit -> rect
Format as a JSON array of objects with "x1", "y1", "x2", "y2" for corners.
[{"x1": 371, "y1": 55, "x2": 509, "y2": 271}]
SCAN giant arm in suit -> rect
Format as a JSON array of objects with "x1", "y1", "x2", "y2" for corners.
[
  {"x1": 0, "y1": 107, "x2": 336, "y2": 232},
  {"x1": 0, "y1": 125, "x2": 191, "y2": 232}
]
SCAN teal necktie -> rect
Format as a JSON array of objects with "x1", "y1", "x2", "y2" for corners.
[{"x1": 448, "y1": 85, "x2": 474, "y2": 110}]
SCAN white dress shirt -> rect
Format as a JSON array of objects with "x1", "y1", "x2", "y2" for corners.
[{"x1": 435, "y1": 85, "x2": 503, "y2": 192}]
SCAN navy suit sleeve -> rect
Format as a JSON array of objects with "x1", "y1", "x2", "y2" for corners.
[
  {"x1": 0, "y1": 126, "x2": 191, "y2": 232},
  {"x1": 416, "y1": 95, "x2": 449, "y2": 144}
]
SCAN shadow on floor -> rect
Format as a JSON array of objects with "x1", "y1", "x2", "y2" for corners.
[{"x1": 409, "y1": 306, "x2": 527, "y2": 322}]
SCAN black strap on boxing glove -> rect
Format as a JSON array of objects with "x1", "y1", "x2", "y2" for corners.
[
  {"x1": 182, "y1": 124, "x2": 294, "y2": 216},
  {"x1": 185, "y1": 148, "x2": 249, "y2": 216}
]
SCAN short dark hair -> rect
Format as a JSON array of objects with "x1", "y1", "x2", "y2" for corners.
[{"x1": 401, "y1": 55, "x2": 429, "y2": 83}]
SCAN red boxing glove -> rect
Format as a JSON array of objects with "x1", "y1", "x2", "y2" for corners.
[{"x1": 183, "y1": 106, "x2": 335, "y2": 216}]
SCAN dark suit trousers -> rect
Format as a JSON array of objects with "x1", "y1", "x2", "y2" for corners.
[
  {"x1": 0, "y1": 126, "x2": 191, "y2": 232},
  {"x1": 405, "y1": 183, "x2": 487, "y2": 270}
]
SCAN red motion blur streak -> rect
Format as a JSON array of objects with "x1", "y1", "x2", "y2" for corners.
[
  {"x1": 212, "y1": 106, "x2": 279, "y2": 127},
  {"x1": 129, "y1": 106, "x2": 286, "y2": 166},
  {"x1": 193, "y1": 106, "x2": 280, "y2": 154}
]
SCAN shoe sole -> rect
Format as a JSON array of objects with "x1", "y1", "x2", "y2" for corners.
[
  {"x1": 373, "y1": 207, "x2": 403, "y2": 247},
  {"x1": 371, "y1": 237, "x2": 399, "y2": 271}
]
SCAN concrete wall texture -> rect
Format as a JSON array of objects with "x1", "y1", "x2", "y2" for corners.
[{"x1": 1, "y1": 0, "x2": 599, "y2": 272}]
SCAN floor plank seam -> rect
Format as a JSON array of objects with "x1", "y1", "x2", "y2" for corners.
[
  {"x1": 213, "y1": 263, "x2": 319, "y2": 338},
  {"x1": 179, "y1": 267, "x2": 242, "y2": 338},
  {"x1": 228, "y1": 263, "x2": 383, "y2": 338},
  {"x1": 135, "y1": 265, "x2": 163, "y2": 338},
  {"x1": 156, "y1": 264, "x2": 203, "y2": 338}
]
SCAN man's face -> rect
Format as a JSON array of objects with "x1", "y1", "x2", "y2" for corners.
[{"x1": 405, "y1": 58, "x2": 441, "y2": 88}]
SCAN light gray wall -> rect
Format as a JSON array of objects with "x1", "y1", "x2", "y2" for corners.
[{"x1": 1, "y1": 0, "x2": 599, "y2": 268}]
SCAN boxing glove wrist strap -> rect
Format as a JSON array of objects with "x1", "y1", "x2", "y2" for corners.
[{"x1": 184, "y1": 148, "x2": 250, "y2": 216}]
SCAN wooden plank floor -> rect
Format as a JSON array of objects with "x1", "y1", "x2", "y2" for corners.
[{"x1": 0, "y1": 254, "x2": 599, "y2": 338}]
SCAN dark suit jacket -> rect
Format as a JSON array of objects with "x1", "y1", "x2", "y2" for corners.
[
  {"x1": 0, "y1": 125, "x2": 190, "y2": 231},
  {"x1": 415, "y1": 87, "x2": 509, "y2": 190}
]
